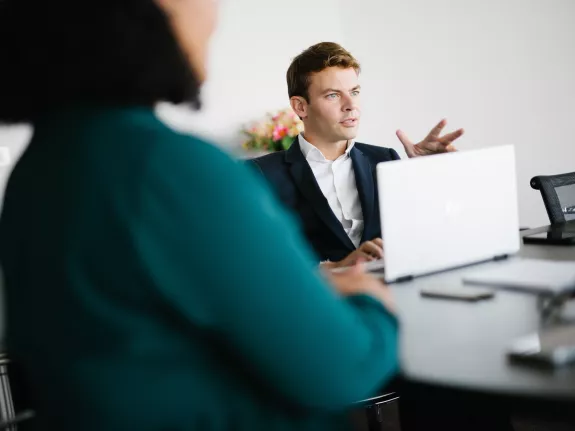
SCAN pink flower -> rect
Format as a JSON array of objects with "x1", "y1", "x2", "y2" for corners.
[{"x1": 272, "y1": 125, "x2": 288, "y2": 141}]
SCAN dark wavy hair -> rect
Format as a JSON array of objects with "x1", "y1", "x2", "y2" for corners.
[{"x1": 0, "y1": 0, "x2": 200, "y2": 124}]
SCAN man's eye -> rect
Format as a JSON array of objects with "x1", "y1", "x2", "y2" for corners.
[
  {"x1": 351, "y1": 90, "x2": 360, "y2": 96},
  {"x1": 326, "y1": 93, "x2": 339, "y2": 99}
]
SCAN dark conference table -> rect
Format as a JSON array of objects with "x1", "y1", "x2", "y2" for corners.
[{"x1": 386, "y1": 223, "x2": 575, "y2": 411}]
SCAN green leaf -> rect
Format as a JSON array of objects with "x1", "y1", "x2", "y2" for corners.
[{"x1": 281, "y1": 136, "x2": 293, "y2": 150}]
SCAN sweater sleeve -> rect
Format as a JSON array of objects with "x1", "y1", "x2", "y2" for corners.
[{"x1": 136, "y1": 134, "x2": 399, "y2": 411}]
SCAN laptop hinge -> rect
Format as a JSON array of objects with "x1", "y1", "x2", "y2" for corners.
[
  {"x1": 395, "y1": 275, "x2": 414, "y2": 283},
  {"x1": 493, "y1": 254, "x2": 509, "y2": 261}
]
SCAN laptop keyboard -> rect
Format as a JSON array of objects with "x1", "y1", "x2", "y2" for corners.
[{"x1": 363, "y1": 259, "x2": 386, "y2": 273}]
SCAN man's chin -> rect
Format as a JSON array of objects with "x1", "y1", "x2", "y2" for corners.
[{"x1": 339, "y1": 129, "x2": 359, "y2": 141}]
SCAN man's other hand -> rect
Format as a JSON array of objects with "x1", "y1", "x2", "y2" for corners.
[
  {"x1": 336, "y1": 238, "x2": 384, "y2": 268},
  {"x1": 396, "y1": 118, "x2": 464, "y2": 158}
]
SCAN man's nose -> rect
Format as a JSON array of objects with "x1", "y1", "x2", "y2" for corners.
[{"x1": 342, "y1": 97, "x2": 358, "y2": 112}]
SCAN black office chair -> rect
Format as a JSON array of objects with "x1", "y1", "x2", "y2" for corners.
[
  {"x1": 0, "y1": 275, "x2": 35, "y2": 430},
  {"x1": 0, "y1": 410, "x2": 35, "y2": 431},
  {"x1": 356, "y1": 392, "x2": 400, "y2": 431},
  {"x1": 530, "y1": 172, "x2": 575, "y2": 224},
  {"x1": 0, "y1": 354, "x2": 16, "y2": 431},
  {"x1": 0, "y1": 353, "x2": 35, "y2": 431}
]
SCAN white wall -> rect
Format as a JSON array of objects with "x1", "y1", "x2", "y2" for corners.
[
  {"x1": 343, "y1": 0, "x2": 575, "y2": 228},
  {"x1": 157, "y1": 0, "x2": 344, "y2": 152}
]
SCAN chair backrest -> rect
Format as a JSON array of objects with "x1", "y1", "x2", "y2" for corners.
[{"x1": 530, "y1": 172, "x2": 575, "y2": 224}]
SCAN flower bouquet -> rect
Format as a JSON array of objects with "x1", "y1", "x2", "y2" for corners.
[{"x1": 242, "y1": 108, "x2": 304, "y2": 152}]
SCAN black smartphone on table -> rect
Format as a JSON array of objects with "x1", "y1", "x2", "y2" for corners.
[{"x1": 420, "y1": 286, "x2": 495, "y2": 302}]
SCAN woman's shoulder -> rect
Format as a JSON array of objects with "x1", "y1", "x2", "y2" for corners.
[
  {"x1": 110, "y1": 107, "x2": 265, "y2": 190},
  {"x1": 84, "y1": 106, "x2": 235, "y2": 165}
]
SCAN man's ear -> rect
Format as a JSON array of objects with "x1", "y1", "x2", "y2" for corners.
[{"x1": 290, "y1": 96, "x2": 308, "y2": 120}]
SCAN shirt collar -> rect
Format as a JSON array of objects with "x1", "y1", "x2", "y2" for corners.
[{"x1": 298, "y1": 134, "x2": 355, "y2": 162}]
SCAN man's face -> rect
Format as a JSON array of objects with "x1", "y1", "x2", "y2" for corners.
[{"x1": 297, "y1": 67, "x2": 361, "y2": 143}]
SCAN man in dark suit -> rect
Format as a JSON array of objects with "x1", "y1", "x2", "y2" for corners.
[
  {"x1": 249, "y1": 43, "x2": 515, "y2": 431},
  {"x1": 248, "y1": 42, "x2": 464, "y2": 268}
]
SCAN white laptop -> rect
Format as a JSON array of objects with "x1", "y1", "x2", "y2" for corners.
[{"x1": 375, "y1": 145, "x2": 521, "y2": 283}]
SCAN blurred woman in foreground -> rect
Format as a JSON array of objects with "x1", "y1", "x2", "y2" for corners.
[{"x1": 0, "y1": 0, "x2": 398, "y2": 429}]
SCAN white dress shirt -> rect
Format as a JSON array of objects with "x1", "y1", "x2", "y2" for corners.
[{"x1": 298, "y1": 134, "x2": 364, "y2": 247}]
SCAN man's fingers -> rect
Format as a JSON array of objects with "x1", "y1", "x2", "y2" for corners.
[
  {"x1": 438, "y1": 128, "x2": 464, "y2": 145},
  {"x1": 361, "y1": 251, "x2": 376, "y2": 261},
  {"x1": 445, "y1": 144, "x2": 457, "y2": 152},
  {"x1": 372, "y1": 238, "x2": 383, "y2": 248},
  {"x1": 396, "y1": 130, "x2": 413, "y2": 149},
  {"x1": 425, "y1": 118, "x2": 447, "y2": 139},
  {"x1": 360, "y1": 241, "x2": 384, "y2": 259},
  {"x1": 346, "y1": 251, "x2": 374, "y2": 267}
]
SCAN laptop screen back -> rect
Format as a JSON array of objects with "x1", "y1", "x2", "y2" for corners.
[{"x1": 377, "y1": 145, "x2": 520, "y2": 282}]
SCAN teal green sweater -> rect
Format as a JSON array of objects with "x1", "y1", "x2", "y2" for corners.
[{"x1": 0, "y1": 106, "x2": 398, "y2": 430}]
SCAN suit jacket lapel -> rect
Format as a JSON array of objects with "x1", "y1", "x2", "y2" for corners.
[
  {"x1": 285, "y1": 140, "x2": 356, "y2": 251},
  {"x1": 350, "y1": 146, "x2": 377, "y2": 243}
]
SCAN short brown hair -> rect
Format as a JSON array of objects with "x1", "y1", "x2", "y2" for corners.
[{"x1": 287, "y1": 42, "x2": 361, "y2": 102}]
